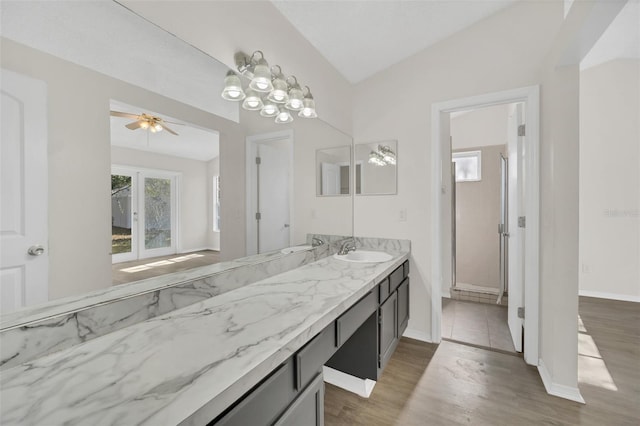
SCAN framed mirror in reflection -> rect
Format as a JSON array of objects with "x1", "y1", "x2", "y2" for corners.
[
  {"x1": 0, "y1": 1, "x2": 353, "y2": 318},
  {"x1": 316, "y1": 146, "x2": 351, "y2": 196},
  {"x1": 354, "y1": 140, "x2": 398, "y2": 195}
]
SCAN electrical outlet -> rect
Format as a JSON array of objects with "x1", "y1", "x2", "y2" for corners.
[
  {"x1": 399, "y1": 209, "x2": 407, "y2": 222},
  {"x1": 311, "y1": 209, "x2": 317, "y2": 219}
]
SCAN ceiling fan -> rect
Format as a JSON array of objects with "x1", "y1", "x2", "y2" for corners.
[{"x1": 110, "y1": 110, "x2": 183, "y2": 135}]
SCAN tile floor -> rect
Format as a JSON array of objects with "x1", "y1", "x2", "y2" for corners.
[
  {"x1": 442, "y1": 298, "x2": 516, "y2": 353},
  {"x1": 111, "y1": 250, "x2": 220, "y2": 285}
]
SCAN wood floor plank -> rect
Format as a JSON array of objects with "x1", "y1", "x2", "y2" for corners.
[{"x1": 325, "y1": 297, "x2": 640, "y2": 425}]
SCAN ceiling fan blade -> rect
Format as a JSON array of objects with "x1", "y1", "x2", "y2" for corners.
[
  {"x1": 125, "y1": 120, "x2": 143, "y2": 130},
  {"x1": 162, "y1": 119, "x2": 185, "y2": 126},
  {"x1": 110, "y1": 110, "x2": 141, "y2": 120},
  {"x1": 162, "y1": 124, "x2": 179, "y2": 135}
]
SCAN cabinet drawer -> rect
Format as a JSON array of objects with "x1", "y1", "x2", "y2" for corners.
[
  {"x1": 295, "y1": 325, "x2": 336, "y2": 391},
  {"x1": 275, "y1": 373, "x2": 324, "y2": 426},
  {"x1": 378, "y1": 277, "x2": 390, "y2": 303},
  {"x1": 336, "y1": 291, "x2": 377, "y2": 347},
  {"x1": 389, "y1": 265, "x2": 404, "y2": 292},
  {"x1": 215, "y1": 358, "x2": 296, "y2": 426},
  {"x1": 403, "y1": 260, "x2": 410, "y2": 278}
]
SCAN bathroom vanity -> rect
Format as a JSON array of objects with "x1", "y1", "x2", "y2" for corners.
[{"x1": 0, "y1": 238, "x2": 410, "y2": 426}]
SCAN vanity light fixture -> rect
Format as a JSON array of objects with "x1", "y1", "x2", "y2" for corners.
[
  {"x1": 369, "y1": 145, "x2": 396, "y2": 166},
  {"x1": 221, "y1": 50, "x2": 317, "y2": 124},
  {"x1": 298, "y1": 86, "x2": 318, "y2": 118},
  {"x1": 275, "y1": 109, "x2": 294, "y2": 124},
  {"x1": 221, "y1": 70, "x2": 246, "y2": 101},
  {"x1": 379, "y1": 145, "x2": 397, "y2": 165},
  {"x1": 242, "y1": 89, "x2": 264, "y2": 111},
  {"x1": 260, "y1": 100, "x2": 280, "y2": 117},
  {"x1": 285, "y1": 76, "x2": 304, "y2": 111}
]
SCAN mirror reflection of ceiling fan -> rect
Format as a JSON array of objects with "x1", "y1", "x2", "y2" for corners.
[{"x1": 110, "y1": 111, "x2": 183, "y2": 135}]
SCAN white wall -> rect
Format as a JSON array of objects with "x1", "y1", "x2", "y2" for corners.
[
  {"x1": 451, "y1": 104, "x2": 509, "y2": 149},
  {"x1": 579, "y1": 59, "x2": 640, "y2": 302},
  {"x1": 111, "y1": 147, "x2": 212, "y2": 253}
]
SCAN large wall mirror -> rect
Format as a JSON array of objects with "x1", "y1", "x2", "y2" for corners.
[
  {"x1": 354, "y1": 140, "x2": 398, "y2": 195},
  {"x1": 0, "y1": 1, "x2": 353, "y2": 316},
  {"x1": 316, "y1": 146, "x2": 351, "y2": 196}
]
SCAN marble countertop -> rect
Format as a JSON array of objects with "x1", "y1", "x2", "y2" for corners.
[
  {"x1": 1, "y1": 249, "x2": 296, "y2": 331},
  {"x1": 0, "y1": 249, "x2": 409, "y2": 425}
]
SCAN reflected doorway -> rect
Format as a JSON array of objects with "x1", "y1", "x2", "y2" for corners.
[{"x1": 111, "y1": 166, "x2": 179, "y2": 263}]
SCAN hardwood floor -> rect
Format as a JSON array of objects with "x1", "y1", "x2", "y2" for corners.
[
  {"x1": 325, "y1": 296, "x2": 640, "y2": 425},
  {"x1": 111, "y1": 250, "x2": 220, "y2": 285}
]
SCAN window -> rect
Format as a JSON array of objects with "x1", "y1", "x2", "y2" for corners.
[
  {"x1": 452, "y1": 150, "x2": 482, "y2": 182},
  {"x1": 213, "y1": 175, "x2": 220, "y2": 232}
]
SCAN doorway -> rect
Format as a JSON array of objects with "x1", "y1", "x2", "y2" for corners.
[
  {"x1": 443, "y1": 102, "x2": 523, "y2": 353},
  {"x1": 431, "y1": 86, "x2": 540, "y2": 365},
  {"x1": 246, "y1": 130, "x2": 294, "y2": 255},
  {"x1": 111, "y1": 166, "x2": 179, "y2": 263}
]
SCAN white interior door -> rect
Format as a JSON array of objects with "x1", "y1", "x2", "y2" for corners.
[
  {"x1": 321, "y1": 162, "x2": 341, "y2": 195},
  {"x1": 257, "y1": 141, "x2": 291, "y2": 253},
  {"x1": 0, "y1": 69, "x2": 48, "y2": 313},
  {"x1": 507, "y1": 103, "x2": 525, "y2": 352}
]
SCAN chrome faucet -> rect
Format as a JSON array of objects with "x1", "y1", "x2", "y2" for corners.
[
  {"x1": 337, "y1": 239, "x2": 356, "y2": 255},
  {"x1": 312, "y1": 236, "x2": 324, "y2": 247}
]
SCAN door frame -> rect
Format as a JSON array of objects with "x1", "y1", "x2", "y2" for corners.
[
  {"x1": 430, "y1": 85, "x2": 540, "y2": 366},
  {"x1": 245, "y1": 130, "x2": 294, "y2": 256},
  {"x1": 111, "y1": 165, "x2": 181, "y2": 263}
]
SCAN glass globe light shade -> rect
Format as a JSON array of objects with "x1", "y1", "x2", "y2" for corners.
[
  {"x1": 249, "y1": 59, "x2": 273, "y2": 93},
  {"x1": 221, "y1": 72, "x2": 246, "y2": 101},
  {"x1": 242, "y1": 90, "x2": 264, "y2": 111},
  {"x1": 267, "y1": 78, "x2": 289, "y2": 104},
  {"x1": 260, "y1": 101, "x2": 280, "y2": 117},
  {"x1": 298, "y1": 97, "x2": 317, "y2": 118},
  {"x1": 285, "y1": 85, "x2": 304, "y2": 111},
  {"x1": 274, "y1": 110, "x2": 293, "y2": 124}
]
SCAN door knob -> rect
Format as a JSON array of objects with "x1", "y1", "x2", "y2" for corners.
[{"x1": 28, "y1": 245, "x2": 45, "y2": 256}]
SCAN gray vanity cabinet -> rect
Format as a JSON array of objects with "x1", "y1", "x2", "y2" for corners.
[{"x1": 397, "y1": 278, "x2": 410, "y2": 335}]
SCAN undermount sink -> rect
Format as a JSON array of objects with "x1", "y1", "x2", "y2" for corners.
[
  {"x1": 333, "y1": 250, "x2": 393, "y2": 263},
  {"x1": 280, "y1": 245, "x2": 313, "y2": 254}
]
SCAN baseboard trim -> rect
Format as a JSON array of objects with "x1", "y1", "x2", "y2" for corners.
[
  {"x1": 537, "y1": 359, "x2": 585, "y2": 404},
  {"x1": 322, "y1": 366, "x2": 376, "y2": 398},
  {"x1": 402, "y1": 328, "x2": 432, "y2": 343},
  {"x1": 579, "y1": 290, "x2": 640, "y2": 303},
  {"x1": 442, "y1": 288, "x2": 451, "y2": 298}
]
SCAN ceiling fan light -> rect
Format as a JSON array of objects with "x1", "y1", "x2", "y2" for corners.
[
  {"x1": 274, "y1": 110, "x2": 293, "y2": 124},
  {"x1": 249, "y1": 59, "x2": 273, "y2": 93},
  {"x1": 139, "y1": 121, "x2": 150, "y2": 129},
  {"x1": 153, "y1": 123, "x2": 163, "y2": 132},
  {"x1": 242, "y1": 90, "x2": 264, "y2": 111},
  {"x1": 260, "y1": 101, "x2": 280, "y2": 117},
  {"x1": 267, "y1": 78, "x2": 289, "y2": 104},
  {"x1": 298, "y1": 97, "x2": 317, "y2": 118},
  {"x1": 221, "y1": 71, "x2": 246, "y2": 101}
]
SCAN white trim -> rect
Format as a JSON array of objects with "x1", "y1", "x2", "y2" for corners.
[
  {"x1": 538, "y1": 359, "x2": 585, "y2": 403},
  {"x1": 245, "y1": 130, "x2": 294, "y2": 256},
  {"x1": 430, "y1": 85, "x2": 540, "y2": 367},
  {"x1": 322, "y1": 366, "x2": 376, "y2": 398},
  {"x1": 579, "y1": 290, "x2": 640, "y2": 303},
  {"x1": 402, "y1": 328, "x2": 432, "y2": 343}
]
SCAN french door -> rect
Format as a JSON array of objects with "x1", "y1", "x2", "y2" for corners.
[{"x1": 111, "y1": 166, "x2": 178, "y2": 263}]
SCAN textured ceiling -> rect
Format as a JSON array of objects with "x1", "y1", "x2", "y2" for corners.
[{"x1": 272, "y1": 0, "x2": 519, "y2": 83}]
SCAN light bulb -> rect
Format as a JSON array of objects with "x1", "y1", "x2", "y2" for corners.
[
  {"x1": 249, "y1": 60, "x2": 273, "y2": 93},
  {"x1": 275, "y1": 110, "x2": 293, "y2": 124},
  {"x1": 242, "y1": 89, "x2": 264, "y2": 111},
  {"x1": 260, "y1": 101, "x2": 279, "y2": 117},
  {"x1": 221, "y1": 71, "x2": 246, "y2": 101},
  {"x1": 140, "y1": 121, "x2": 150, "y2": 129},
  {"x1": 154, "y1": 123, "x2": 163, "y2": 132}
]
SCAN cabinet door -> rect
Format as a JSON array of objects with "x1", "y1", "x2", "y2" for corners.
[
  {"x1": 275, "y1": 373, "x2": 324, "y2": 426},
  {"x1": 379, "y1": 291, "x2": 398, "y2": 368},
  {"x1": 397, "y1": 278, "x2": 410, "y2": 335}
]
